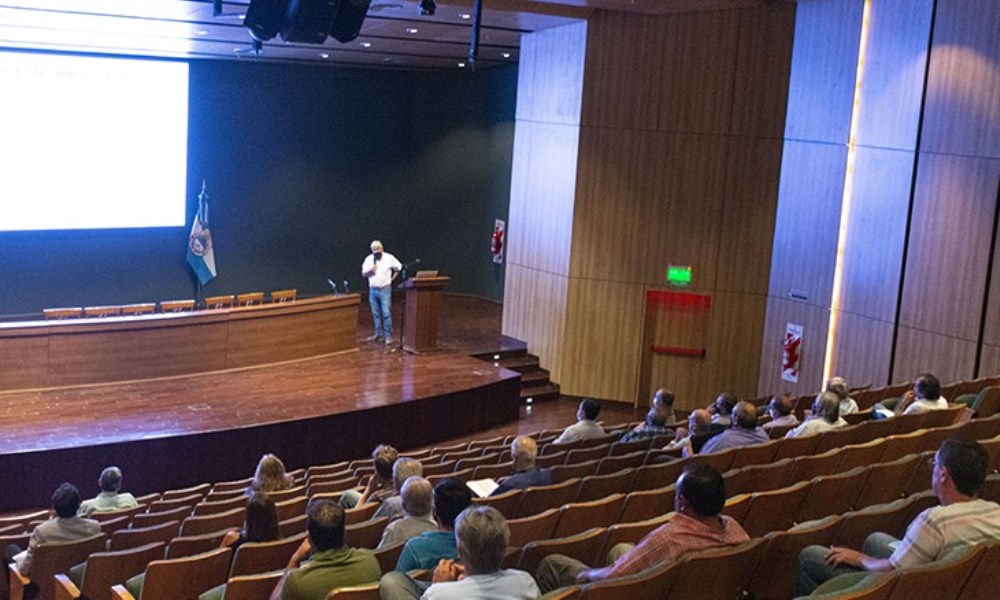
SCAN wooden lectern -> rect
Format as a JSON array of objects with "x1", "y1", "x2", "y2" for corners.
[{"x1": 402, "y1": 275, "x2": 450, "y2": 353}]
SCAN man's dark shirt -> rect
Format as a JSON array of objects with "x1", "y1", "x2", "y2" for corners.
[{"x1": 491, "y1": 467, "x2": 553, "y2": 496}]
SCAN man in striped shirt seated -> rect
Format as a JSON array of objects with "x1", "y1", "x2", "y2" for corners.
[
  {"x1": 796, "y1": 438, "x2": 1000, "y2": 595},
  {"x1": 534, "y1": 462, "x2": 749, "y2": 593}
]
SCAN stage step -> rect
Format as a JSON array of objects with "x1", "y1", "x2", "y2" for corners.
[
  {"x1": 496, "y1": 354, "x2": 543, "y2": 373},
  {"x1": 469, "y1": 339, "x2": 559, "y2": 404},
  {"x1": 521, "y1": 383, "x2": 561, "y2": 403},
  {"x1": 520, "y1": 370, "x2": 551, "y2": 385}
]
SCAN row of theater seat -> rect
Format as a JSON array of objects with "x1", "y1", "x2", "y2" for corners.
[
  {"x1": 747, "y1": 377, "x2": 1000, "y2": 422},
  {"x1": 41, "y1": 289, "x2": 298, "y2": 320},
  {"x1": 4, "y1": 413, "x2": 999, "y2": 600}
]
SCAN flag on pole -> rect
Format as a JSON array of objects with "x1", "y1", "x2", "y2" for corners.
[{"x1": 186, "y1": 181, "x2": 216, "y2": 286}]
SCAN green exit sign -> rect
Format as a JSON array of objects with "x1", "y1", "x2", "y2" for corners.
[{"x1": 667, "y1": 264, "x2": 692, "y2": 286}]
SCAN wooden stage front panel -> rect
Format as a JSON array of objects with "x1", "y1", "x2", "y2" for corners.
[
  {"x1": 0, "y1": 346, "x2": 521, "y2": 512},
  {"x1": 0, "y1": 295, "x2": 359, "y2": 391}
]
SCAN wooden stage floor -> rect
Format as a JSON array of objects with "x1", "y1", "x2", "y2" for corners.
[{"x1": 0, "y1": 295, "x2": 523, "y2": 511}]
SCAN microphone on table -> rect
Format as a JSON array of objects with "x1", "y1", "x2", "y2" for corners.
[
  {"x1": 343, "y1": 280, "x2": 350, "y2": 294},
  {"x1": 327, "y1": 278, "x2": 338, "y2": 295}
]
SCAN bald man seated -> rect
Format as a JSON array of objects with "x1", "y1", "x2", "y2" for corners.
[{"x1": 697, "y1": 400, "x2": 769, "y2": 454}]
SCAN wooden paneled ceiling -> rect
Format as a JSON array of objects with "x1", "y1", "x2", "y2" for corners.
[{"x1": 0, "y1": 0, "x2": 783, "y2": 70}]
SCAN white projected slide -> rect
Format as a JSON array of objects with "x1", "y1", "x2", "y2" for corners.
[{"x1": 0, "y1": 51, "x2": 189, "y2": 231}]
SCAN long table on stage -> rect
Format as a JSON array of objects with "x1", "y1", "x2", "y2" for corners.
[
  {"x1": 0, "y1": 298, "x2": 521, "y2": 512},
  {"x1": 0, "y1": 295, "x2": 361, "y2": 391}
]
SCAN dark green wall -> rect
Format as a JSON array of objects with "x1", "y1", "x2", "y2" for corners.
[{"x1": 0, "y1": 59, "x2": 516, "y2": 317}]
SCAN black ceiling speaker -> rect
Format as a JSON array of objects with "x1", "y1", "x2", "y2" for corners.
[
  {"x1": 282, "y1": 0, "x2": 340, "y2": 44},
  {"x1": 329, "y1": 0, "x2": 372, "y2": 43},
  {"x1": 244, "y1": 0, "x2": 292, "y2": 42}
]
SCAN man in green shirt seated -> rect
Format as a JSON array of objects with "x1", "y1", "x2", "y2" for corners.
[
  {"x1": 78, "y1": 466, "x2": 138, "y2": 516},
  {"x1": 271, "y1": 498, "x2": 381, "y2": 600}
]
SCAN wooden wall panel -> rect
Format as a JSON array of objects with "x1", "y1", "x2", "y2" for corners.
[
  {"x1": 558, "y1": 278, "x2": 644, "y2": 401},
  {"x1": 920, "y1": 0, "x2": 1000, "y2": 158},
  {"x1": 570, "y1": 128, "x2": 727, "y2": 288},
  {"x1": 758, "y1": 296, "x2": 830, "y2": 397},
  {"x1": 767, "y1": 140, "x2": 846, "y2": 306},
  {"x1": 783, "y1": 0, "x2": 864, "y2": 144},
  {"x1": 730, "y1": 2, "x2": 796, "y2": 139},
  {"x1": 502, "y1": 264, "x2": 569, "y2": 381},
  {"x1": 891, "y1": 326, "x2": 976, "y2": 384},
  {"x1": 580, "y1": 11, "x2": 668, "y2": 130},
  {"x1": 837, "y1": 146, "x2": 912, "y2": 321},
  {"x1": 979, "y1": 344, "x2": 1000, "y2": 378},
  {"x1": 854, "y1": 0, "x2": 932, "y2": 151},
  {"x1": 505, "y1": 119, "x2": 581, "y2": 277},
  {"x1": 656, "y1": 9, "x2": 739, "y2": 135},
  {"x1": 716, "y1": 137, "x2": 783, "y2": 295},
  {"x1": 706, "y1": 291, "x2": 768, "y2": 403},
  {"x1": 898, "y1": 154, "x2": 999, "y2": 339},
  {"x1": 830, "y1": 310, "x2": 894, "y2": 389},
  {"x1": 515, "y1": 21, "x2": 588, "y2": 126}
]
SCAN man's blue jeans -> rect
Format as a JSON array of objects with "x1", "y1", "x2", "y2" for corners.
[{"x1": 369, "y1": 285, "x2": 392, "y2": 339}]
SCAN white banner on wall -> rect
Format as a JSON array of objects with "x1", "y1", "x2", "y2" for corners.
[{"x1": 782, "y1": 323, "x2": 803, "y2": 383}]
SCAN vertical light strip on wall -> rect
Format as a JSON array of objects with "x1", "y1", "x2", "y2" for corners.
[{"x1": 823, "y1": 0, "x2": 872, "y2": 383}]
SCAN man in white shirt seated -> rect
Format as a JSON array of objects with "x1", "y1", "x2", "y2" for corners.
[
  {"x1": 827, "y1": 376, "x2": 859, "y2": 416},
  {"x1": 797, "y1": 438, "x2": 1000, "y2": 595},
  {"x1": 894, "y1": 373, "x2": 949, "y2": 416},
  {"x1": 418, "y1": 506, "x2": 539, "y2": 600},
  {"x1": 551, "y1": 399, "x2": 604, "y2": 444},
  {"x1": 785, "y1": 392, "x2": 847, "y2": 438},
  {"x1": 78, "y1": 466, "x2": 138, "y2": 516}
]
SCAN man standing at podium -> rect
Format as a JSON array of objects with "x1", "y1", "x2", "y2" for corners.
[{"x1": 362, "y1": 240, "x2": 401, "y2": 345}]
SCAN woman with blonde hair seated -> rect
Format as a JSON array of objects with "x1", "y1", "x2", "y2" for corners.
[{"x1": 247, "y1": 453, "x2": 295, "y2": 495}]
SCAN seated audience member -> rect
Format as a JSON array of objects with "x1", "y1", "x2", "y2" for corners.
[
  {"x1": 271, "y1": 499, "x2": 380, "y2": 600},
  {"x1": 698, "y1": 400, "x2": 769, "y2": 454},
  {"x1": 620, "y1": 405, "x2": 673, "y2": 443},
  {"x1": 372, "y1": 458, "x2": 423, "y2": 521},
  {"x1": 248, "y1": 453, "x2": 296, "y2": 495},
  {"x1": 422, "y1": 506, "x2": 539, "y2": 600},
  {"x1": 223, "y1": 492, "x2": 281, "y2": 551},
  {"x1": 761, "y1": 393, "x2": 799, "y2": 431},
  {"x1": 629, "y1": 388, "x2": 677, "y2": 431},
  {"x1": 827, "y1": 376, "x2": 859, "y2": 416},
  {"x1": 341, "y1": 444, "x2": 399, "y2": 510},
  {"x1": 709, "y1": 392, "x2": 737, "y2": 428},
  {"x1": 535, "y1": 463, "x2": 748, "y2": 593},
  {"x1": 665, "y1": 408, "x2": 721, "y2": 456},
  {"x1": 551, "y1": 398, "x2": 604, "y2": 444},
  {"x1": 785, "y1": 392, "x2": 846, "y2": 438},
  {"x1": 378, "y1": 477, "x2": 436, "y2": 548},
  {"x1": 5, "y1": 483, "x2": 101, "y2": 581},
  {"x1": 78, "y1": 466, "x2": 138, "y2": 516},
  {"x1": 188, "y1": 493, "x2": 284, "y2": 600},
  {"x1": 894, "y1": 373, "x2": 948, "y2": 416},
  {"x1": 395, "y1": 478, "x2": 472, "y2": 572},
  {"x1": 797, "y1": 438, "x2": 1000, "y2": 595},
  {"x1": 380, "y1": 479, "x2": 474, "y2": 598},
  {"x1": 491, "y1": 436, "x2": 553, "y2": 496}
]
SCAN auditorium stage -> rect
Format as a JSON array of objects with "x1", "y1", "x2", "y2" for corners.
[{"x1": 0, "y1": 340, "x2": 522, "y2": 512}]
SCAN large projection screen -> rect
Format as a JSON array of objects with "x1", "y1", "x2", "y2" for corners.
[{"x1": 0, "y1": 51, "x2": 189, "y2": 232}]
